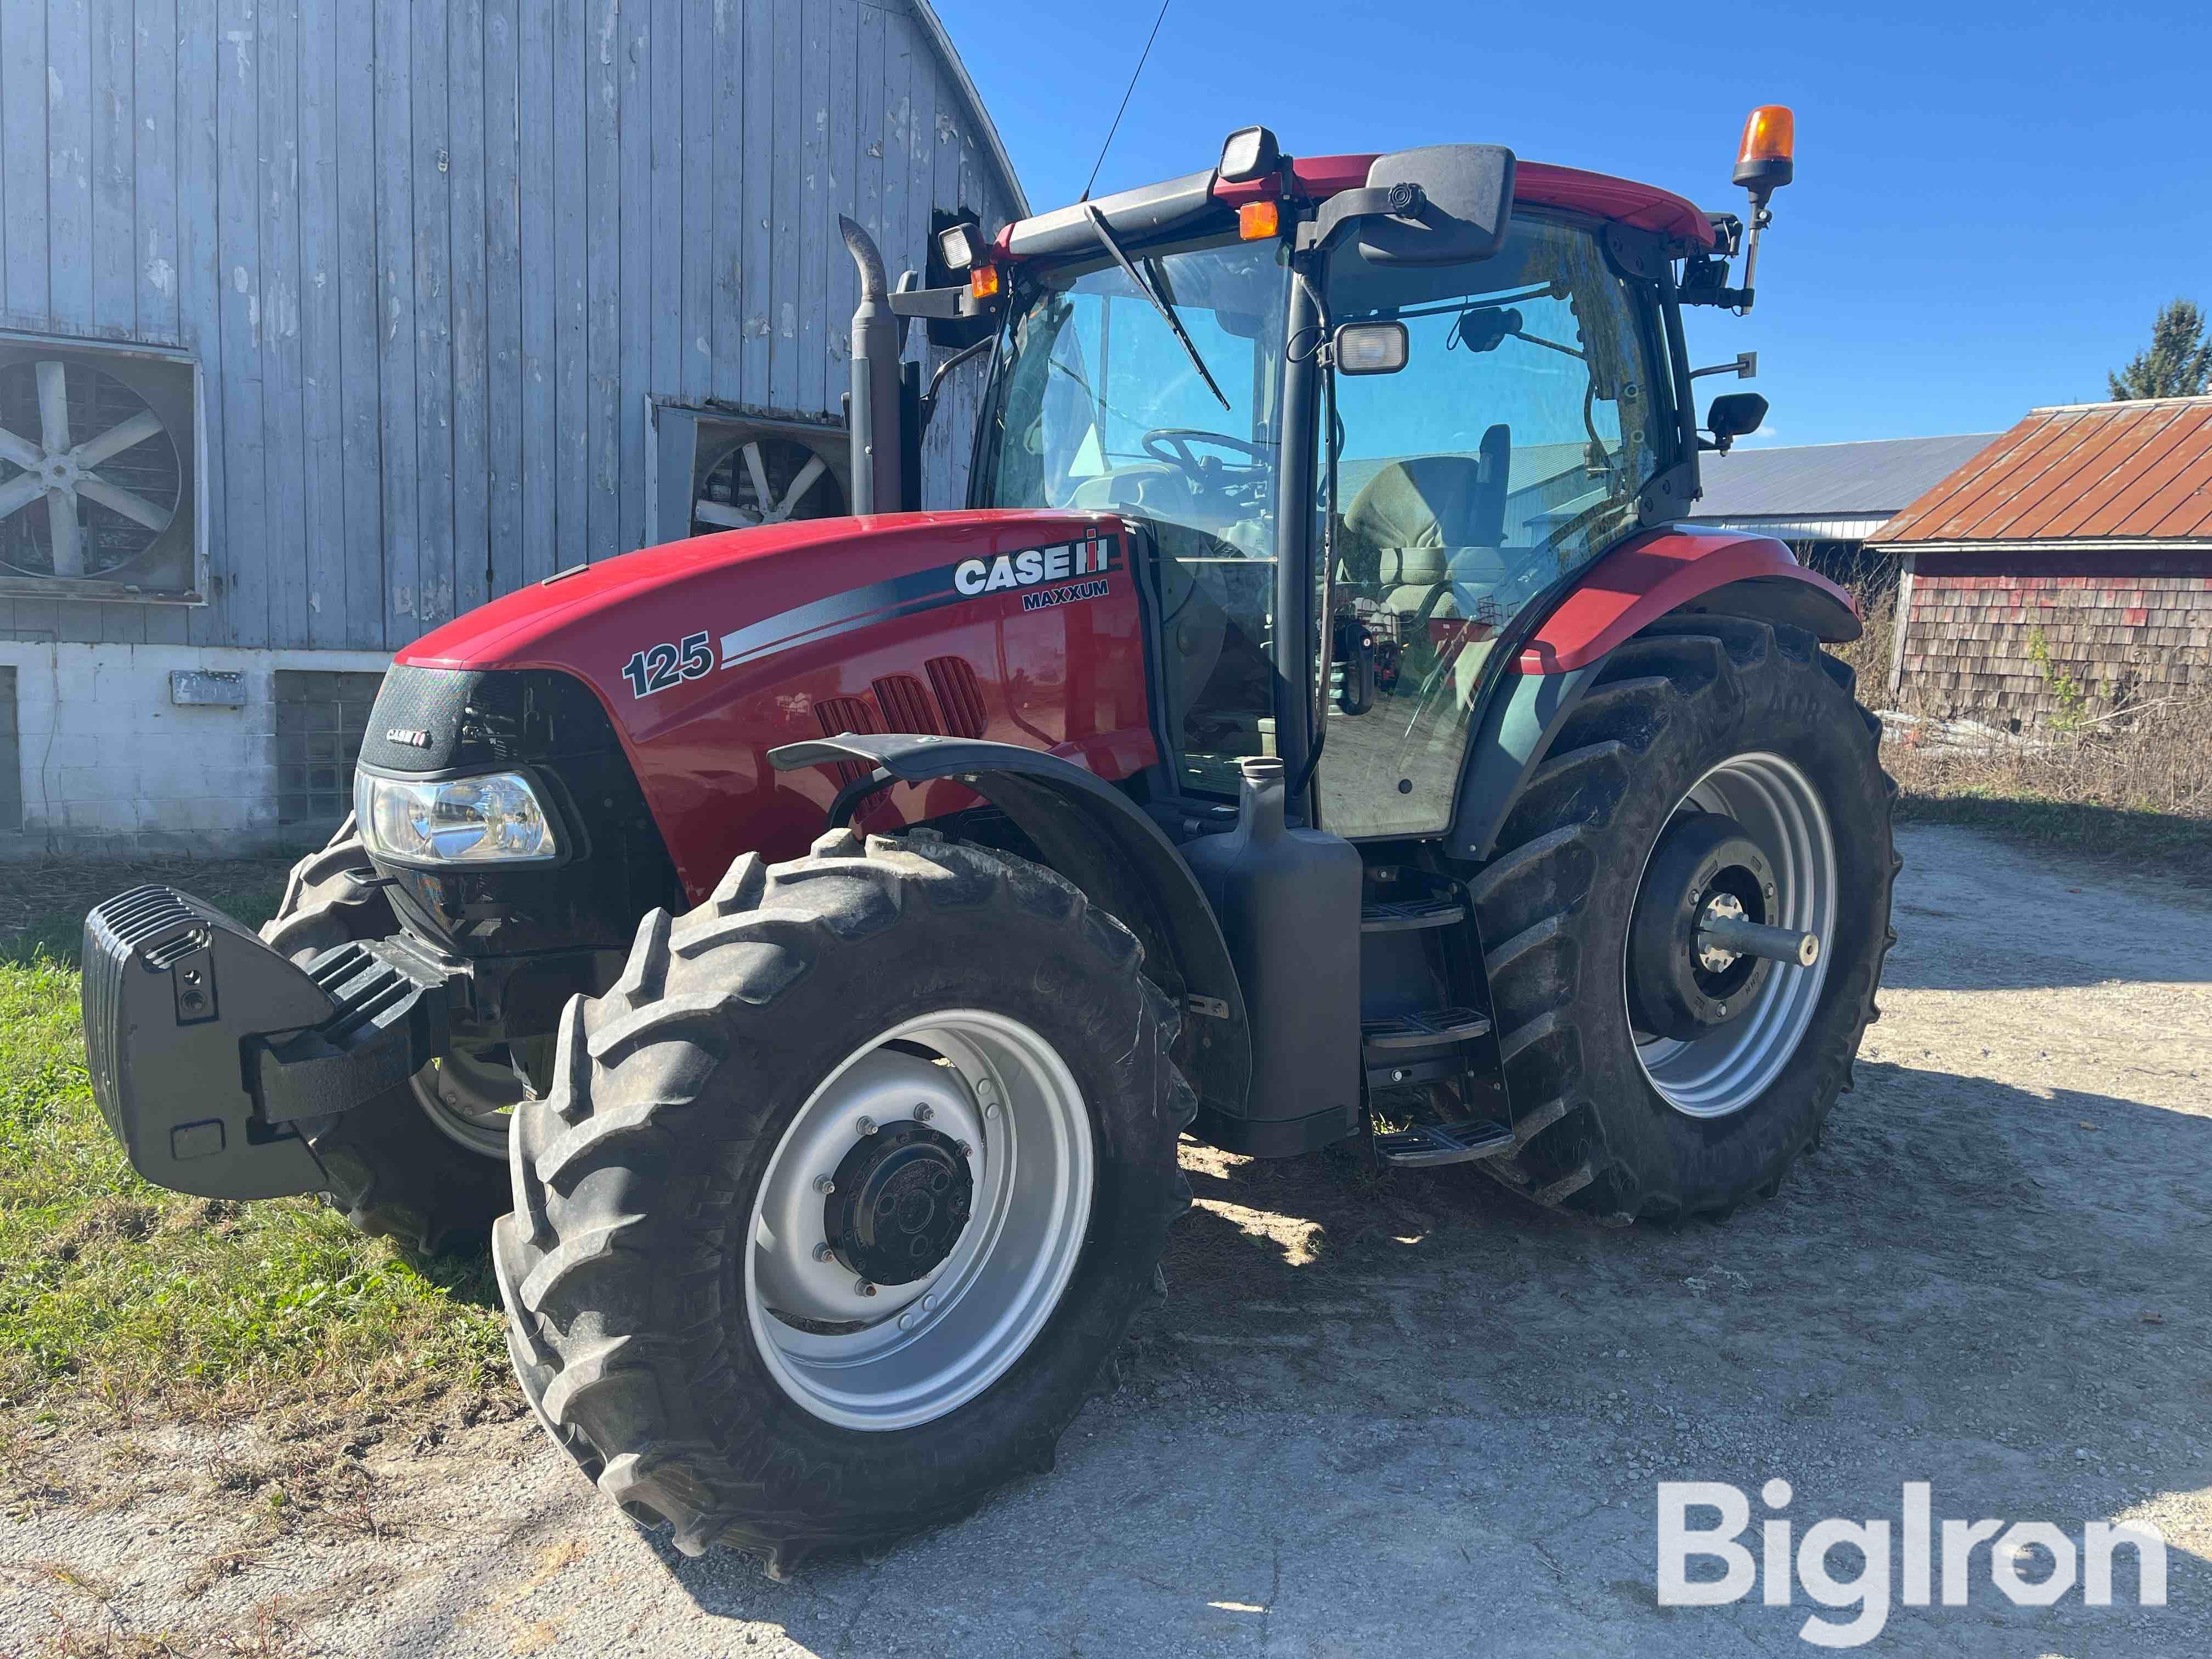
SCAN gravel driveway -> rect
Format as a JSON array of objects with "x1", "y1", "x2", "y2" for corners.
[{"x1": 7, "y1": 822, "x2": 2209, "y2": 1657}]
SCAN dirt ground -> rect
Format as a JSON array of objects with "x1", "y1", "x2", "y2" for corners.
[{"x1": 5, "y1": 821, "x2": 2209, "y2": 1657}]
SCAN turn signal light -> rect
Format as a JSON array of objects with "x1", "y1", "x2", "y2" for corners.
[
  {"x1": 969, "y1": 262, "x2": 1002, "y2": 300},
  {"x1": 1238, "y1": 200, "x2": 1282, "y2": 241}
]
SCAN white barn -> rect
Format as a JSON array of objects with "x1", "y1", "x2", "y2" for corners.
[{"x1": 0, "y1": 0, "x2": 1024, "y2": 854}]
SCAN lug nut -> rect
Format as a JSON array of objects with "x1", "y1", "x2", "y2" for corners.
[
  {"x1": 914, "y1": 1102, "x2": 934, "y2": 1122},
  {"x1": 814, "y1": 1174, "x2": 836, "y2": 1194},
  {"x1": 957, "y1": 1141, "x2": 973, "y2": 1159},
  {"x1": 856, "y1": 1116, "x2": 878, "y2": 1137},
  {"x1": 898, "y1": 1311, "x2": 919, "y2": 1330},
  {"x1": 856, "y1": 1278, "x2": 877, "y2": 1297},
  {"x1": 812, "y1": 1242, "x2": 834, "y2": 1262}
]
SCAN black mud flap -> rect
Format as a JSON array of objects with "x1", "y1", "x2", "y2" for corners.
[{"x1": 82, "y1": 887, "x2": 453, "y2": 1200}]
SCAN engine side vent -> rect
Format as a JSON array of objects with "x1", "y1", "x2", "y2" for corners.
[
  {"x1": 924, "y1": 656, "x2": 989, "y2": 739},
  {"x1": 870, "y1": 674, "x2": 941, "y2": 736},
  {"x1": 814, "y1": 696, "x2": 882, "y2": 787}
]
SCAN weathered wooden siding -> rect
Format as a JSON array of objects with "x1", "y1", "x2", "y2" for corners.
[
  {"x1": 1896, "y1": 550, "x2": 2212, "y2": 722},
  {"x1": 0, "y1": 0, "x2": 1020, "y2": 650}
]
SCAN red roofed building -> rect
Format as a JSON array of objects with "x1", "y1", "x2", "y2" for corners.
[{"x1": 1869, "y1": 396, "x2": 2212, "y2": 723}]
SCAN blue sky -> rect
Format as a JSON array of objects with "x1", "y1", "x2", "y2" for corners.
[{"x1": 934, "y1": 0, "x2": 2212, "y2": 448}]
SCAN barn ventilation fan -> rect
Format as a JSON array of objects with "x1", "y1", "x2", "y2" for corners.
[
  {"x1": 692, "y1": 430, "x2": 844, "y2": 533},
  {"x1": 0, "y1": 343, "x2": 195, "y2": 592}
]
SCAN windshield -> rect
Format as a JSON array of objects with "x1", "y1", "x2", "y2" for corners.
[
  {"x1": 977, "y1": 235, "x2": 1294, "y2": 789},
  {"x1": 976, "y1": 235, "x2": 1292, "y2": 553}
]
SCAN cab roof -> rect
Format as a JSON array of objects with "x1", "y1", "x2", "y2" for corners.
[{"x1": 996, "y1": 151, "x2": 1718, "y2": 264}]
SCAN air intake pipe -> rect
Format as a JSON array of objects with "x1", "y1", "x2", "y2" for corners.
[{"x1": 840, "y1": 216, "x2": 906, "y2": 516}]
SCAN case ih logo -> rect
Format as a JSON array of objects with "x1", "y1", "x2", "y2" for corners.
[{"x1": 952, "y1": 533, "x2": 1116, "y2": 599}]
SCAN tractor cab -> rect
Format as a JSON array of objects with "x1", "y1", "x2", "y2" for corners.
[
  {"x1": 967, "y1": 173, "x2": 1685, "y2": 836},
  {"x1": 909, "y1": 131, "x2": 1773, "y2": 846}
]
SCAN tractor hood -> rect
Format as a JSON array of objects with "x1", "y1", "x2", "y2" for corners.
[
  {"x1": 396, "y1": 509, "x2": 1158, "y2": 897},
  {"x1": 399, "y1": 510, "x2": 1126, "y2": 681}
]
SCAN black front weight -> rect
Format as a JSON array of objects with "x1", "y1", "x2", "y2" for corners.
[{"x1": 82, "y1": 887, "x2": 454, "y2": 1200}]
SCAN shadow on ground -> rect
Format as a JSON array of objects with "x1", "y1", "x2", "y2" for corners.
[{"x1": 603, "y1": 1057, "x2": 2210, "y2": 1656}]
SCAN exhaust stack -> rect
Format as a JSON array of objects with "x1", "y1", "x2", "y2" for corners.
[{"x1": 839, "y1": 216, "x2": 906, "y2": 516}]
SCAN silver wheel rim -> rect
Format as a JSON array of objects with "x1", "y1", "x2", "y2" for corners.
[
  {"x1": 410, "y1": 1046, "x2": 520, "y2": 1159},
  {"x1": 745, "y1": 1010, "x2": 1094, "y2": 1431},
  {"x1": 1628, "y1": 751, "x2": 1837, "y2": 1119}
]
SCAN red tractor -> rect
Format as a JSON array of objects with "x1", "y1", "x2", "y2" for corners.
[{"x1": 84, "y1": 112, "x2": 1894, "y2": 1572}]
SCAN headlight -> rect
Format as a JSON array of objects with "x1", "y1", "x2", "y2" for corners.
[{"x1": 355, "y1": 770, "x2": 562, "y2": 865}]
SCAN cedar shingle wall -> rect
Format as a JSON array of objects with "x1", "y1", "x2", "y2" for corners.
[{"x1": 1898, "y1": 568, "x2": 2212, "y2": 721}]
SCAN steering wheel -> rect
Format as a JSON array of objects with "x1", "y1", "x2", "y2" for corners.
[{"x1": 1142, "y1": 428, "x2": 1268, "y2": 476}]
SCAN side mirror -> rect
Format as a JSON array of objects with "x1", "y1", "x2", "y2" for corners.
[
  {"x1": 1706, "y1": 391, "x2": 1769, "y2": 452},
  {"x1": 1333, "y1": 321, "x2": 1408, "y2": 375}
]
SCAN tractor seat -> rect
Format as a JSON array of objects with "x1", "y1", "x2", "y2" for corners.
[{"x1": 1341, "y1": 431, "x2": 1513, "y2": 627}]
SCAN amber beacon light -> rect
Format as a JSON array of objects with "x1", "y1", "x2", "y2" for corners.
[{"x1": 1733, "y1": 105, "x2": 1795, "y2": 204}]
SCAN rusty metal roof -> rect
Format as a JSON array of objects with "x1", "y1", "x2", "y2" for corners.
[{"x1": 1871, "y1": 395, "x2": 2212, "y2": 544}]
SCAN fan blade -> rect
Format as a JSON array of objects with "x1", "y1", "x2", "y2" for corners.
[
  {"x1": 80, "y1": 473, "x2": 175, "y2": 532},
  {"x1": 0, "y1": 425, "x2": 42, "y2": 470},
  {"x1": 0, "y1": 472, "x2": 44, "y2": 519},
  {"x1": 47, "y1": 488, "x2": 83, "y2": 575},
  {"x1": 693, "y1": 498, "x2": 759, "y2": 529},
  {"x1": 742, "y1": 442, "x2": 772, "y2": 513},
  {"x1": 74, "y1": 409, "x2": 165, "y2": 468},
  {"x1": 36, "y1": 360, "x2": 71, "y2": 453},
  {"x1": 770, "y1": 455, "x2": 827, "y2": 523}
]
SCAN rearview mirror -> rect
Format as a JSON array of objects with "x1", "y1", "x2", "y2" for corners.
[{"x1": 1706, "y1": 391, "x2": 1769, "y2": 450}]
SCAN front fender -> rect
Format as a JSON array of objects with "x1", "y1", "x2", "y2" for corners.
[{"x1": 769, "y1": 733, "x2": 1252, "y2": 1123}]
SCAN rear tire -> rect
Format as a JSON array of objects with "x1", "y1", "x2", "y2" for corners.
[
  {"x1": 261, "y1": 819, "x2": 513, "y2": 1253},
  {"x1": 493, "y1": 828, "x2": 1194, "y2": 1572},
  {"x1": 1469, "y1": 616, "x2": 1898, "y2": 1221}
]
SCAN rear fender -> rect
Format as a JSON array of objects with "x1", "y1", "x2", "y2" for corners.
[
  {"x1": 1451, "y1": 529, "x2": 1859, "y2": 862},
  {"x1": 770, "y1": 734, "x2": 1252, "y2": 1121},
  {"x1": 1514, "y1": 527, "x2": 1858, "y2": 676}
]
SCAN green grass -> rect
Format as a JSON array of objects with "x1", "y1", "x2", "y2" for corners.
[
  {"x1": 1895, "y1": 788, "x2": 2212, "y2": 889},
  {"x1": 0, "y1": 866, "x2": 506, "y2": 1424}
]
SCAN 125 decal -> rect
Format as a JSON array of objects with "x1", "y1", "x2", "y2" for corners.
[{"x1": 620, "y1": 631, "x2": 714, "y2": 698}]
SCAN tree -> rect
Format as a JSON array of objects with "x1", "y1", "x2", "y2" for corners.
[{"x1": 2109, "y1": 299, "x2": 2212, "y2": 400}]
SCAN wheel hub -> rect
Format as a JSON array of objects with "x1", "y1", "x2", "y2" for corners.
[
  {"x1": 1627, "y1": 811, "x2": 1778, "y2": 1041},
  {"x1": 824, "y1": 1121, "x2": 974, "y2": 1286}
]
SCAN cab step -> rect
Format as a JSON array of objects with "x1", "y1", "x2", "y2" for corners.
[
  {"x1": 1361, "y1": 1007, "x2": 1492, "y2": 1052},
  {"x1": 1372, "y1": 1117, "x2": 1517, "y2": 1167},
  {"x1": 1359, "y1": 895, "x2": 1466, "y2": 934}
]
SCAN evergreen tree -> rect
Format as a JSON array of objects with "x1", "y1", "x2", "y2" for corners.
[{"x1": 2109, "y1": 300, "x2": 2212, "y2": 400}]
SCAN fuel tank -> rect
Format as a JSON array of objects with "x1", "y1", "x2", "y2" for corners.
[{"x1": 397, "y1": 511, "x2": 1158, "y2": 899}]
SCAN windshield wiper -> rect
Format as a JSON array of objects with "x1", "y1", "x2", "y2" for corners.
[{"x1": 1082, "y1": 203, "x2": 1231, "y2": 414}]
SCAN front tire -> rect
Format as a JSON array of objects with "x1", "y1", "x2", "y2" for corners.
[
  {"x1": 1469, "y1": 616, "x2": 1898, "y2": 1221},
  {"x1": 493, "y1": 828, "x2": 1194, "y2": 1572}
]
